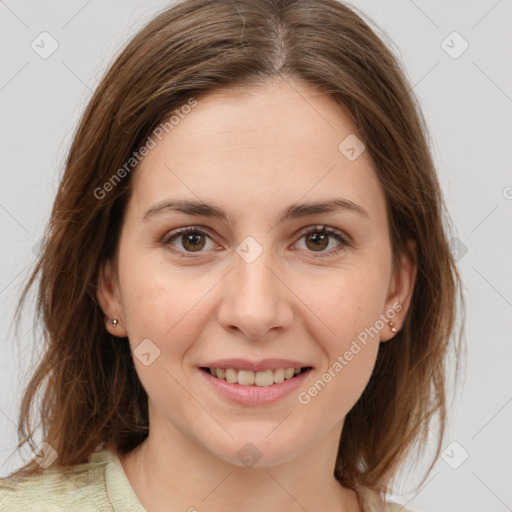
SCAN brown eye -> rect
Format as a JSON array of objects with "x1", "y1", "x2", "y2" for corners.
[
  {"x1": 162, "y1": 225, "x2": 348, "y2": 260},
  {"x1": 163, "y1": 227, "x2": 215, "y2": 257},
  {"x1": 296, "y1": 225, "x2": 349, "y2": 257},
  {"x1": 304, "y1": 231, "x2": 329, "y2": 251},
  {"x1": 181, "y1": 231, "x2": 206, "y2": 252}
]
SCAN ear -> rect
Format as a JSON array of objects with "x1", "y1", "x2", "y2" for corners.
[
  {"x1": 380, "y1": 239, "x2": 417, "y2": 342},
  {"x1": 96, "y1": 259, "x2": 128, "y2": 337}
]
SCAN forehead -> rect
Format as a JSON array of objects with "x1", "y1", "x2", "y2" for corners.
[{"x1": 128, "y1": 79, "x2": 386, "y2": 226}]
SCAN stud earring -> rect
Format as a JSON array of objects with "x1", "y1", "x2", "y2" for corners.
[
  {"x1": 388, "y1": 321, "x2": 397, "y2": 334},
  {"x1": 111, "y1": 319, "x2": 118, "y2": 328}
]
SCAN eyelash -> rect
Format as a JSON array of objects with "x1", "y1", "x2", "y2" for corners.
[{"x1": 161, "y1": 225, "x2": 350, "y2": 259}]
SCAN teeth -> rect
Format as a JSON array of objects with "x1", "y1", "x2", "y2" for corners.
[
  {"x1": 273, "y1": 368, "x2": 284, "y2": 383},
  {"x1": 284, "y1": 368, "x2": 295, "y2": 379},
  {"x1": 254, "y1": 369, "x2": 274, "y2": 387},
  {"x1": 225, "y1": 368, "x2": 237, "y2": 383},
  {"x1": 237, "y1": 370, "x2": 255, "y2": 385},
  {"x1": 208, "y1": 367, "x2": 304, "y2": 386}
]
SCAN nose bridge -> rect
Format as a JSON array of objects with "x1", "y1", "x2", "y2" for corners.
[
  {"x1": 218, "y1": 235, "x2": 292, "y2": 339},
  {"x1": 235, "y1": 239, "x2": 276, "y2": 298}
]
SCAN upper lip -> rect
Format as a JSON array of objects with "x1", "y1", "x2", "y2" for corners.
[{"x1": 200, "y1": 358, "x2": 313, "y2": 372}]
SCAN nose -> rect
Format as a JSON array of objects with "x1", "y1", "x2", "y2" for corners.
[{"x1": 217, "y1": 242, "x2": 294, "y2": 341}]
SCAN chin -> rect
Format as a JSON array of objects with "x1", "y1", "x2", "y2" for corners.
[{"x1": 202, "y1": 432, "x2": 305, "y2": 470}]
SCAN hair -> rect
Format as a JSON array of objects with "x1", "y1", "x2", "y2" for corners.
[{"x1": 8, "y1": 0, "x2": 465, "y2": 501}]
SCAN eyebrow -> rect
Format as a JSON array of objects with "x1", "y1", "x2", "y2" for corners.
[{"x1": 142, "y1": 197, "x2": 370, "y2": 223}]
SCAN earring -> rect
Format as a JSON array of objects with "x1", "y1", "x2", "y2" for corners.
[
  {"x1": 388, "y1": 321, "x2": 397, "y2": 333},
  {"x1": 111, "y1": 319, "x2": 118, "y2": 328}
]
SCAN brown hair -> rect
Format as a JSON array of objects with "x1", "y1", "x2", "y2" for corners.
[{"x1": 9, "y1": 0, "x2": 465, "y2": 499}]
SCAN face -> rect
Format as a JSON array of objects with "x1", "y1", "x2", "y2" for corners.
[{"x1": 98, "y1": 78, "x2": 416, "y2": 468}]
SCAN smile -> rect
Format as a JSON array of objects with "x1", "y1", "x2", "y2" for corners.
[{"x1": 199, "y1": 365, "x2": 313, "y2": 406}]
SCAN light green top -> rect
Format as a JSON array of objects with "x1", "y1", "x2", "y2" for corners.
[{"x1": 0, "y1": 449, "x2": 412, "y2": 511}]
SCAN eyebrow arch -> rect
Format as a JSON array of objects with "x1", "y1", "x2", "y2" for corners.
[{"x1": 142, "y1": 197, "x2": 370, "y2": 223}]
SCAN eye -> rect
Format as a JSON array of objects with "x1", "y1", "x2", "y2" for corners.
[
  {"x1": 162, "y1": 224, "x2": 349, "y2": 259},
  {"x1": 294, "y1": 224, "x2": 349, "y2": 257},
  {"x1": 161, "y1": 226, "x2": 218, "y2": 257}
]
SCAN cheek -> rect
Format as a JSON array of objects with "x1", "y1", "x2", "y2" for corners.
[
  {"x1": 296, "y1": 264, "x2": 388, "y2": 406},
  {"x1": 119, "y1": 256, "x2": 219, "y2": 360},
  {"x1": 118, "y1": 270, "x2": 207, "y2": 408},
  {"x1": 299, "y1": 287, "x2": 383, "y2": 422},
  {"x1": 122, "y1": 278, "x2": 191, "y2": 346},
  {"x1": 305, "y1": 264, "x2": 389, "y2": 346}
]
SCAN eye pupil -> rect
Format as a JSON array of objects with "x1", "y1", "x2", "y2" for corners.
[
  {"x1": 306, "y1": 232, "x2": 328, "y2": 251},
  {"x1": 183, "y1": 233, "x2": 205, "y2": 251}
]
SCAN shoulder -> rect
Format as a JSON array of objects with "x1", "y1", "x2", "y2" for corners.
[
  {"x1": 0, "y1": 452, "x2": 113, "y2": 511},
  {"x1": 356, "y1": 484, "x2": 415, "y2": 512},
  {"x1": 385, "y1": 502, "x2": 415, "y2": 512}
]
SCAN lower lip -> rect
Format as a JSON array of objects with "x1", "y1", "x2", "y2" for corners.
[{"x1": 199, "y1": 368, "x2": 312, "y2": 406}]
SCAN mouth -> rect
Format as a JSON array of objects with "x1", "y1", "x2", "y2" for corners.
[{"x1": 199, "y1": 366, "x2": 313, "y2": 387}]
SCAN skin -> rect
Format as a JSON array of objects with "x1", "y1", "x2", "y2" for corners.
[{"x1": 97, "y1": 77, "x2": 417, "y2": 512}]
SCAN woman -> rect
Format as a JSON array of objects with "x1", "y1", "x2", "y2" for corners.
[{"x1": 0, "y1": 0, "x2": 464, "y2": 510}]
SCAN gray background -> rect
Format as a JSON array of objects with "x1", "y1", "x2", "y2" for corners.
[{"x1": 1, "y1": 1, "x2": 511, "y2": 511}]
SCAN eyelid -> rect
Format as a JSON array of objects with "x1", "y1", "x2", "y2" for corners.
[
  {"x1": 161, "y1": 225, "x2": 217, "y2": 244},
  {"x1": 296, "y1": 224, "x2": 350, "y2": 245}
]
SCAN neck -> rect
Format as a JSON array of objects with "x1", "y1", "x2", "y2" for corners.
[{"x1": 117, "y1": 424, "x2": 362, "y2": 512}]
